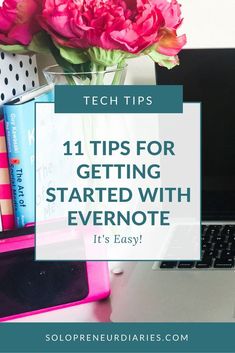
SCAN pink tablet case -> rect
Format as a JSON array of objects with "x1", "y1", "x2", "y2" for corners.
[{"x1": 0, "y1": 231, "x2": 110, "y2": 321}]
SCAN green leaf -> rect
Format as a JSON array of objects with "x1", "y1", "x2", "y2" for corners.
[
  {"x1": 48, "y1": 39, "x2": 92, "y2": 82},
  {"x1": 87, "y1": 47, "x2": 128, "y2": 66},
  {"x1": 0, "y1": 44, "x2": 29, "y2": 54},
  {"x1": 148, "y1": 50, "x2": 179, "y2": 70},
  {"x1": 54, "y1": 42, "x2": 88, "y2": 64},
  {"x1": 27, "y1": 32, "x2": 51, "y2": 54},
  {"x1": 125, "y1": 53, "x2": 139, "y2": 59}
]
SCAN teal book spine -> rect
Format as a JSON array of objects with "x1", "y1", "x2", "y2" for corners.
[{"x1": 3, "y1": 92, "x2": 53, "y2": 228}]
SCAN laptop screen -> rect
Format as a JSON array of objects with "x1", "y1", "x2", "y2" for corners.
[{"x1": 155, "y1": 49, "x2": 235, "y2": 220}]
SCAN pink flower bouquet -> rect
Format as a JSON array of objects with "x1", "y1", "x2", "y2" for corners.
[{"x1": 0, "y1": 0, "x2": 186, "y2": 77}]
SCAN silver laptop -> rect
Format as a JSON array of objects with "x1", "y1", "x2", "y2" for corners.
[{"x1": 111, "y1": 49, "x2": 235, "y2": 322}]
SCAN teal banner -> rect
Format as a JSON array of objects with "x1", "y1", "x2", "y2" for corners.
[
  {"x1": 1, "y1": 323, "x2": 235, "y2": 352},
  {"x1": 55, "y1": 85, "x2": 183, "y2": 114}
]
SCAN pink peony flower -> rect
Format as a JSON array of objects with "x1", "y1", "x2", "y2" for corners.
[
  {"x1": 39, "y1": 0, "x2": 186, "y2": 56},
  {"x1": 0, "y1": 0, "x2": 41, "y2": 46},
  {"x1": 154, "y1": 0, "x2": 183, "y2": 29},
  {"x1": 157, "y1": 28, "x2": 186, "y2": 56}
]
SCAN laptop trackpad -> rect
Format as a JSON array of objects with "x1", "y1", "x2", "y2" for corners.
[{"x1": 111, "y1": 263, "x2": 235, "y2": 322}]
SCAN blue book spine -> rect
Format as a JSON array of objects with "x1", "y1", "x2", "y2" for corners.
[{"x1": 4, "y1": 92, "x2": 53, "y2": 228}]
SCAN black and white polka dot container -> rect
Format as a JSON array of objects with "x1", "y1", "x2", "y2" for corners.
[{"x1": 0, "y1": 52, "x2": 39, "y2": 108}]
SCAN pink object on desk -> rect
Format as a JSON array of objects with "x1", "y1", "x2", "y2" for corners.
[{"x1": 0, "y1": 229, "x2": 110, "y2": 321}]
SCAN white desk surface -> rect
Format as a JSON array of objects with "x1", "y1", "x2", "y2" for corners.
[{"x1": 14, "y1": 260, "x2": 235, "y2": 323}]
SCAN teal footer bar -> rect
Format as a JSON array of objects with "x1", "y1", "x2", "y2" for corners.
[{"x1": 0, "y1": 323, "x2": 235, "y2": 353}]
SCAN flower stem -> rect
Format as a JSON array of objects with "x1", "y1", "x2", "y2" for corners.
[
  {"x1": 89, "y1": 62, "x2": 96, "y2": 85},
  {"x1": 66, "y1": 74, "x2": 77, "y2": 85},
  {"x1": 96, "y1": 64, "x2": 106, "y2": 85},
  {"x1": 47, "y1": 39, "x2": 78, "y2": 85},
  {"x1": 112, "y1": 60, "x2": 126, "y2": 85}
]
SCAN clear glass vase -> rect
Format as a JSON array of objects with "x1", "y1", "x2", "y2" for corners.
[{"x1": 43, "y1": 64, "x2": 127, "y2": 86}]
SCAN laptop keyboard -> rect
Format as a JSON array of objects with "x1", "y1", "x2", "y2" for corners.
[{"x1": 160, "y1": 225, "x2": 235, "y2": 269}]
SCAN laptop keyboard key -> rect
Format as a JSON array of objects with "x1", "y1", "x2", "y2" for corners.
[
  {"x1": 220, "y1": 250, "x2": 233, "y2": 258},
  {"x1": 196, "y1": 258, "x2": 213, "y2": 268},
  {"x1": 230, "y1": 242, "x2": 235, "y2": 251},
  {"x1": 178, "y1": 262, "x2": 195, "y2": 269},
  {"x1": 228, "y1": 235, "x2": 235, "y2": 242},
  {"x1": 222, "y1": 226, "x2": 235, "y2": 237},
  {"x1": 202, "y1": 237, "x2": 210, "y2": 244},
  {"x1": 203, "y1": 250, "x2": 214, "y2": 259},
  {"x1": 206, "y1": 226, "x2": 221, "y2": 237},
  {"x1": 214, "y1": 235, "x2": 224, "y2": 242},
  {"x1": 213, "y1": 241, "x2": 227, "y2": 250},
  {"x1": 202, "y1": 243, "x2": 212, "y2": 251},
  {"x1": 214, "y1": 258, "x2": 234, "y2": 268},
  {"x1": 202, "y1": 225, "x2": 207, "y2": 234},
  {"x1": 160, "y1": 262, "x2": 177, "y2": 269}
]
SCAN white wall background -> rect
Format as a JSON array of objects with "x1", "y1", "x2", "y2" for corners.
[
  {"x1": 38, "y1": 0, "x2": 235, "y2": 85},
  {"x1": 125, "y1": 0, "x2": 235, "y2": 84}
]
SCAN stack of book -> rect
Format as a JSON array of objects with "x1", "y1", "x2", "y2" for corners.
[
  {"x1": 1, "y1": 85, "x2": 53, "y2": 229},
  {"x1": 0, "y1": 52, "x2": 40, "y2": 231}
]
